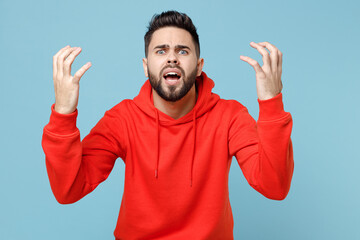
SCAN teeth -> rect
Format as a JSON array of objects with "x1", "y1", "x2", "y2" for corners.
[
  {"x1": 165, "y1": 72, "x2": 179, "y2": 77},
  {"x1": 165, "y1": 72, "x2": 179, "y2": 76}
]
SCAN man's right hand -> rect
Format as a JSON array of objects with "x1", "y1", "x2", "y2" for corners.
[{"x1": 53, "y1": 45, "x2": 92, "y2": 114}]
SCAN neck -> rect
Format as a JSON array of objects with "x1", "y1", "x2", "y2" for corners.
[{"x1": 152, "y1": 84, "x2": 197, "y2": 120}]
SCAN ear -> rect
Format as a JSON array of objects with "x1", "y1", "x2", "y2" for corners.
[
  {"x1": 142, "y1": 58, "x2": 148, "y2": 78},
  {"x1": 196, "y1": 58, "x2": 204, "y2": 77}
]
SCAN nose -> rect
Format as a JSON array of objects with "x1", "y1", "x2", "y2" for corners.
[{"x1": 167, "y1": 51, "x2": 179, "y2": 65}]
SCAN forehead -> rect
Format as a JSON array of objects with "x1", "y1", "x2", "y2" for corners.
[{"x1": 150, "y1": 27, "x2": 195, "y2": 48}]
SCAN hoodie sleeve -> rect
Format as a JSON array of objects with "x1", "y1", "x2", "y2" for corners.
[
  {"x1": 228, "y1": 93, "x2": 294, "y2": 200},
  {"x1": 41, "y1": 104, "x2": 127, "y2": 204}
]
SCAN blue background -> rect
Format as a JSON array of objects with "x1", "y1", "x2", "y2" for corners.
[{"x1": 1, "y1": 0, "x2": 359, "y2": 239}]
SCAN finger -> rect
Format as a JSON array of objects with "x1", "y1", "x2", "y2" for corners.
[
  {"x1": 53, "y1": 45, "x2": 70, "y2": 79},
  {"x1": 73, "y1": 62, "x2": 92, "y2": 83},
  {"x1": 258, "y1": 42, "x2": 279, "y2": 73},
  {"x1": 57, "y1": 47, "x2": 78, "y2": 77},
  {"x1": 249, "y1": 42, "x2": 271, "y2": 69},
  {"x1": 240, "y1": 55, "x2": 264, "y2": 75},
  {"x1": 64, "y1": 47, "x2": 82, "y2": 76}
]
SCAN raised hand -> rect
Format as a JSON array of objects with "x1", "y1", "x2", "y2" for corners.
[
  {"x1": 240, "y1": 42, "x2": 283, "y2": 100},
  {"x1": 53, "y1": 45, "x2": 92, "y2": 114}
]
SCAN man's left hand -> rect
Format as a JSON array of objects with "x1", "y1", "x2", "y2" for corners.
[{"x1": 240, "y1": 42, "x2": 283, "y2": 100}]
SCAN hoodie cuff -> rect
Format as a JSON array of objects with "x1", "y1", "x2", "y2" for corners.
[
  {"x1": 258, "y1": 93, "x2": 287, "y2": 121},
  {"x1": 45, "y1": 104, "x2": 78, "y2": 135}
]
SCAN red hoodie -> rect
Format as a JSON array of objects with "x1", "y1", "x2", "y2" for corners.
[{"x1": 42, "y1": 71, "x2": 294, "y2": 240}]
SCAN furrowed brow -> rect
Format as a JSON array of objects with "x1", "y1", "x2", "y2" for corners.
[
  {"x1": 153, "y1": 44, "x2": 169, "y2": 50},
  {"x1": 175, "y1": 45, "x2": 191, "y2": 50},
  {"x1": 153, "y1": 44, "x2": 191, "y2": 50}
]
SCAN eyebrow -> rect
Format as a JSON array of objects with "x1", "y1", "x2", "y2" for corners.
[{"x1": 153, "y1": 44, "x2": 191, "y2": 50}]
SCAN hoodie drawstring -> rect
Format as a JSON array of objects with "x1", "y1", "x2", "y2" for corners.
[
  {"x1": 190, "y1": 110, "x2": 196, "y2": 187},
  {"x1": 153, "y1": 108, "x2": 197, "y2": 188},
  {"x1": 154, "y1": 109, "x2": 159, "y2": 179}
]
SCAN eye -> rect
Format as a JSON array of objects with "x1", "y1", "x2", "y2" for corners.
[
  {"x1": 179, "y1": 49, "x2": 188, "y2": 55},
  {"x1": 156, "y1": 49, "x2": 166, "y2": 54}
]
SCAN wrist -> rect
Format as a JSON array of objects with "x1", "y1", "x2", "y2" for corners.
[
  {"x1": 257, "y1": 90, "x2": 282, "y2": 101},
  {"x1": 54, "y1": 103, "x2": 76, "y2": 114}
]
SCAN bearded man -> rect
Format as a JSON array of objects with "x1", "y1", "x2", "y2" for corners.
[{"x1": 42, "y1": 10, "x2": 294, "y2": 240}]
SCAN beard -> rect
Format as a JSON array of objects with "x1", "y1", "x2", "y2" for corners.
[{"x1": 148, "y1": 64, "x2": 198, "y2": 102}]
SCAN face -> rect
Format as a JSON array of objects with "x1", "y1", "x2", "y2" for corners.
[{"x1": 143, "y1": 27, "x2": 204, "y2": 102}]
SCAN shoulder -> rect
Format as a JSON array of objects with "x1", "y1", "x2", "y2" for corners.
[
  {"x1": 103, "y1": 99, "x2": 134, "y2": 119},
  {"x1": 216, "y1": 98, "x2": 248, "y2": 114},
  {"x1": 109, "y1": 99, "x2": 132, "y2": 110}
]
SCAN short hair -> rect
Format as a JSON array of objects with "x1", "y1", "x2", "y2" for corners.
[{"x1": 144, "y1": 10, "x2": 200, "y2": 58}]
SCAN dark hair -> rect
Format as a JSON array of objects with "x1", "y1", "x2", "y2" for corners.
[{"x1": 144, "y1": 10, "x2": 200, "y2": 58}]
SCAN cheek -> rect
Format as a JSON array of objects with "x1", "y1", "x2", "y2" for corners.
[
  {"x1": 148, "y1": 60, "x2": 163, "y2": 73},
  {"x1": 184, "y1": 60, "x2": 198, "y2": 73}
]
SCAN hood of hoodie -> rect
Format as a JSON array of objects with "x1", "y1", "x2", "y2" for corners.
[{"x1": 133, "y1": 71, "x2": 220, "y2": 186}]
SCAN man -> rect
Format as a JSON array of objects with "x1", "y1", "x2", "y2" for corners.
[{"x1": 42, "y1": 10, "x2": 294, "y2": 240}]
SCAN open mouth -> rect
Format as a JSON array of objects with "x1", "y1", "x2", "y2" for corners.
[
  {"x1": 162, "y1": 69, "x2": 182, "y2": 85},
  {"x1": 163, "y1": 72, "x2": 181, "y2": 81}
]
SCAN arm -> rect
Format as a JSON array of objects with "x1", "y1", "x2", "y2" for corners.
[
  {"x1": 42, "y1": 105, "x2": 125, "y2": 204},
  {"x1": 229, "y1": 94, "x2": 293, "y2": 200},
  {"x1": 42, "y1": 46, "x2": 125, "y2": 204},
  {"x1": 232, "y1": 42, "x2": 294, "y2": 200}
]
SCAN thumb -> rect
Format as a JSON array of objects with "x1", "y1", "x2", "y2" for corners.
[
  {"x1": 240, "y1": 56, "x2": 263, "y2": 75},
  {"x1": 73, "y1": 62, "x2": 92, "y2": 83}
]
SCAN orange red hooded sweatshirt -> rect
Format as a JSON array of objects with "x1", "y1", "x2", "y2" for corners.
[{"x1": 42, "y1": 71, "x2": 294, "y2": 240}]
